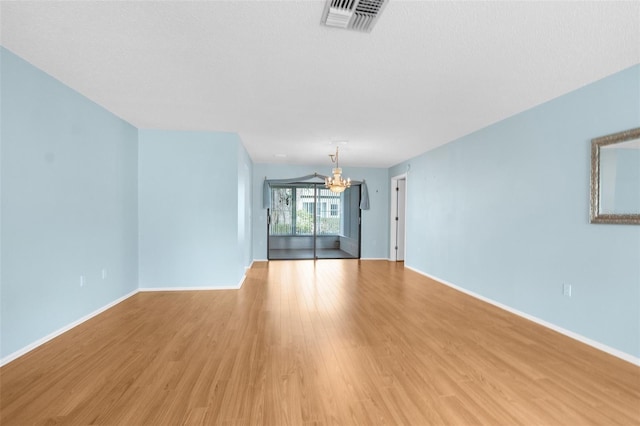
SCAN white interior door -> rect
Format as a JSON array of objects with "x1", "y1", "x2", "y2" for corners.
[
  {"x1": 396, "y1": 179, "x2": 406, "y2": 261},
  {"x1": 390, "y1": 174, "x2": 407, "y2": 261}
]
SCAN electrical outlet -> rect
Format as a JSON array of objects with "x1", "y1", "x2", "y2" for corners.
[
  {"x1": 80, "y1": 276, "x2": 85, "y2": 287},
  {"x1": 563, "y1": 283, "x2": 572, "y2": 297}
]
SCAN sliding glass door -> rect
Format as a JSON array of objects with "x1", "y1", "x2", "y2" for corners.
[{"x1": 267, "y1": 183, "x2": 360, "y2": 260}]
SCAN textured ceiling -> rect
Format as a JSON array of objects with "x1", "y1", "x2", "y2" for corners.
[{"x1": 1, "y1": 1, "x2": 639, "y2": 168}]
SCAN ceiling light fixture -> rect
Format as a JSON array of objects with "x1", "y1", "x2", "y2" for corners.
[{"x1": 325, "y1": 147, "x2": 351, "y2": 193}]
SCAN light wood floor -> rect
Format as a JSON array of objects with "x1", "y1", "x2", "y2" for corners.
[
  {"x1": 268, "y1": 248, "x2": 357, "y2": 260},
  {"x1": 1, "y1": 260, "x2": 639, "y2": 425}
]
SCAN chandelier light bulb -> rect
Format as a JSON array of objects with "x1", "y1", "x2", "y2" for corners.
[{"x1": 325, "y1": 147, "x2": 351, "y2": 193}]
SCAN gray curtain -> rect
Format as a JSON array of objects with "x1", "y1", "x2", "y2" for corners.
[{"x1": 263, "y1": 173, "x2": 370, "y2": 210}]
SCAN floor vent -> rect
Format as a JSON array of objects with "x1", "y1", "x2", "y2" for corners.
[{"x1": 322, "y1": 0, "x2": 388, "y2": 33}]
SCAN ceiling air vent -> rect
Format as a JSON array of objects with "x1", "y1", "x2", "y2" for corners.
[{"x1": 322, "y1": 0, "x2": 388, "y2": 33}]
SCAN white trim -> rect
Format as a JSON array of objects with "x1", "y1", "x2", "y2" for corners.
[
  {"x1": 139, "y1": 286, "x2": 240, "y2": 292},
  {"x1": 360, "y1": 257, "x2": 391, "y2": 261},
  {"x1": 139, "y1": 283, "x2": 243, "y2": 292},
  {"x1": 139, "y1": 274, "x2": 247, "y2": 292},
  {"x1": 245, "y1": 260, "x2": 255, "y2": 272},
  {"x1": 405, "y1": 265, "x2": 640, "y2": 367},
  {"x1": 254, "y1": 258, "x2": 268, "y2": 262},
  {"x1": 1, "y1": 289, "x2": 139, "y2": 367},
  {"x1": 237, "y1": 272, "x2": 247, "y2": 289}
]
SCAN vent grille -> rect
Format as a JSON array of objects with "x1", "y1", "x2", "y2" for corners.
[{"x1": 322, "y1": 0, "x2": 388, "y2": 33}]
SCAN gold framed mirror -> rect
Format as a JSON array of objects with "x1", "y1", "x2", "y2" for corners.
[{"x1": 590, "y1": 127, "x2": 640, "y2": 224}]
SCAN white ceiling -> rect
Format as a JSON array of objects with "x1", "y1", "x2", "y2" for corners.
[{"x1": 1, "y1": 1, "x2": 639, "y2": 168}]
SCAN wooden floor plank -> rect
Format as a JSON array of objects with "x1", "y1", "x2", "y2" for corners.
[{"x1": 1, "y1": 260, "x2": 638, "y2": 425}]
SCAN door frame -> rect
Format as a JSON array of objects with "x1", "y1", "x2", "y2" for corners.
[
  {"x1": 390, "y1": 173, "x2": 407, "y2": 261},
  {"x1": 267, "y1": 182, "x2": 361, "y2": 260}
]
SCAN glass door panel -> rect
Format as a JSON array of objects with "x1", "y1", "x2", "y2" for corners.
[{"x1": 268, "y1": 183, "x2": 360, "y2": 260}]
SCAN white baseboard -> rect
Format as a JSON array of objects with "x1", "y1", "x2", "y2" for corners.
[
  {"x1": 139, "y1": 274, "x2": 247, "y2": 292},
  {"x1": 245, "y1": 260, "x2": 255, "y2": 272},
  {"x1": 0, "y1": 289, "x2": 139, "y2": 367},
  {"x1": 237, "y1": 272, "x2": 248, "y2": 288},
  {"x1": 405, "y1": 265, "x2": 640, "y2": 367},
  {"x1": 139, "y1": 284, "x2": 243, "y2": 292},
  {"x1": 360, "y1": 257, "x2": 390, "y2": 261}
]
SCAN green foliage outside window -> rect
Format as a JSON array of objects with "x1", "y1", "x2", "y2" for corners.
[{"x1": 269, "y1": 186, "x2": 341, "y2": 236}]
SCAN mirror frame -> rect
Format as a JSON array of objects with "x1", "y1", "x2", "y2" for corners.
[{"x1": 590, "y1": 127, "x2": 640, "y2": 224}]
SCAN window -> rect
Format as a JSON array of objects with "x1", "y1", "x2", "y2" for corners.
[
  {"x1": 316, "y1": 188, "x2": 340, "y2": 235},
  {"x1": 302, "y1": 202, "x2": 314, "y2": 215},
  {"x1": 269, "y1": 187, "x2": 294, "y2": 235},
  {"x1": 269, "y1": 186, "x2": 341, "y2": 236}
]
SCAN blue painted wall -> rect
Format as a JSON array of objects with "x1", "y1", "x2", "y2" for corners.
[
  {"x1": 1, "y1": 48, "x2": 139, "y2": 359},
  {"x1": 238, "y1": 143, "x2": 254, "y2": 273},
  {"x1": 138, "y1": 129, "x2": 251, "y2": 288},
  {"x1": 252, "y1": 163, "x2": 389, "y2": 260},
  {"x1": 390, "y1": 65, "x2": 640, "y2": 358}
]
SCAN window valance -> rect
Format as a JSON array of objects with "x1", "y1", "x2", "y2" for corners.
[{"x1": 263, "y1": 173, "x2": 370, "y2": 210}]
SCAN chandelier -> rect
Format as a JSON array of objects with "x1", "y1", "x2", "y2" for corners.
[{"x1": 325, "y1": 147, "x2": 351, "y2": 193}]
